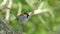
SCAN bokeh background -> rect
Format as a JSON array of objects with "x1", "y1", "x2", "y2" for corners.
[{"x1": 0, "y1": 0, "x2": 60, "y2": 34}]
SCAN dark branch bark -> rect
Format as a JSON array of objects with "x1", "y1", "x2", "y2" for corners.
[{"x1": 0, "y1": 17, "x2": 14, "y2": 34}]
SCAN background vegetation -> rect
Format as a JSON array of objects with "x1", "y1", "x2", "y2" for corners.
[{"x1": 0, "y1": 0, "x2": 60, "y2": 34}]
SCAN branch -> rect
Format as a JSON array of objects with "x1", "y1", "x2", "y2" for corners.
[
  {"x1": 25, "y1": 0, "x2": 35, "y2": 8},
  {"x1": 0, "y1": 18, "x2": 13, "y2": 32},
  {"x1": 17, "y1": 2, "x2": 22, "y2": 16},
  {"x1": 6, "y1": 0, "x2": 12, "y2": 9},
  {"x1": 0, "y1": 0, "x2": 7, "y2": 7},
  {"x1": 33, "y1": 8, "x2": 50, "y2": 15},
  {"x1": 27, "y1": 0, "x2": 45, "y2": 15},
  {"x1": 0, "y1": 18, "x2": 14, "y2": 34},
  {"x1": 0, "y1": 24, "x2": 7, "y2": 31},
  {"x1": 5, "y1": 0, "x2": 12, "y2": 23},
  {"x1": 5, "y1": 9, "x2": 10, "y2": 23},
  {"x1": 38, "y1": 1, "x2": 44, "y2": 9},
  {"x1": 31, "y1": 1, "x2": 45, "y2": 15},
  {"x1": 0, "y1": 26, "x2": 5, "y2": 34}
]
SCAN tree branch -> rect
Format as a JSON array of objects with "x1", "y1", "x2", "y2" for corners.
[
  {"x1": 0, "y1": 18, "x2": 12, "y2": 30},
  {"x1": 0, "y1": 0, "x2": 7, "y2": 7},
  {"x1": 17, "y1": 2, "x2": 22, "y2": 16},
  {"x1": 5, "y1": 0, "x2": 12, "y2": 23},
  {"x1": 0, "y1": 18, "x2": 14, "y2": 34}
]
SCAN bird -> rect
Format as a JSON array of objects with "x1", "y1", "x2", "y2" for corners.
[{"x1": 17, "y1": 12, "x2": 29, "y2": 24}]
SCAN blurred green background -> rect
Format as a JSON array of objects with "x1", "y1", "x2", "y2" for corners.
[{"x1": 0, "y1": 0, "x2": 60, "y2": 34}]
